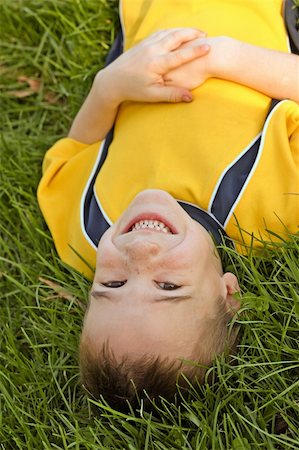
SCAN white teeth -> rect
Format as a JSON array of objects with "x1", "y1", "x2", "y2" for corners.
[{"x1": 131, "y1": 219, "x2": 172, "y2": 233}]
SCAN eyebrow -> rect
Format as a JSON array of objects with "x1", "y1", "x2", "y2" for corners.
[
  {"x1": 90, "y1": 290, "x2": 192, "y2": 303},
  {"x1": 90, "y1": 290, "x2": 112, "y2": 300},
  {"x1": 154, "y1": 295, "x2": 192, "y2": 303}
]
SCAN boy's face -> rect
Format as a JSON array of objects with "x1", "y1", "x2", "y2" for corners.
[{"x1": 82, "y1": 190, "x2": 239, "y2": 363}]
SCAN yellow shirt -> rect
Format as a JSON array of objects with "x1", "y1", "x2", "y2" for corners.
[{"x1": 38, "y1": 0, "x2": 299, "y2": 279}]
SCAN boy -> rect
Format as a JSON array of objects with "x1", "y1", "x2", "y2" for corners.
[{"x1": 38, "y1": 0, "x2": 299, "y2": 411}]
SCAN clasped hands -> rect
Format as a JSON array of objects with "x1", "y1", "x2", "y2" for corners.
[{"x1": 96, "y1": 28, "x2": 219, "y2": 106}]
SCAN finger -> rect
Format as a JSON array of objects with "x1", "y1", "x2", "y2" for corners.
[
  {"x1": 158, "y1": 44, "x2": 210, "y2": 72},
  {"x1": 158, "y1": 28, "x2": 207, "y2": 52},
  {"x1": 148, "y1": 86, "x2": 193, "y2": 103},
  {"x1": 149, "y1": 28, "x2": 206, "y2": 43}
]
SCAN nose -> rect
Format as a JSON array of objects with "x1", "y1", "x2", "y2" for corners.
[{"x1": 124, "y1": 239, "x2": 160, "y2": 261}]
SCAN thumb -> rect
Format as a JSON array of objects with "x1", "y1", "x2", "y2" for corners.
[{"x1": 150, "y1": 86, "x2": 193, "y2": 103}]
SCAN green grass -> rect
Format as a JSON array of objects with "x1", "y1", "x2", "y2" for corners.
[{"x1": 0, "y1": 1, "x2": 299, "y2": 448}]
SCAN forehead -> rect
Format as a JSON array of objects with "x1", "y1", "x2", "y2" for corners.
[{"x1": 83, "y1": 297, "x2": 207, "y2": 362}]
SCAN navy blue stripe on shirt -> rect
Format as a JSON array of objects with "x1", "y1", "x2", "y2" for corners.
[{"x1": 210, "y1": 99, "x2": 280, "y2": 226}]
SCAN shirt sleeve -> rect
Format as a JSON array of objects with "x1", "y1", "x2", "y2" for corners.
[
  {"x1": 37, "y1": 138, "x2": 102, "y2": 279},
  {"x1": 41, "y1": 137, "x2": 91, "y2": 178}
]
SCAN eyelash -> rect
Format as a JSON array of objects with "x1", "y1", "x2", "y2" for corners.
[
  {"x1": 102, "y1": 281, "x2": 126, "y2": 288},
  {"x1": 156, "y1": 282, "x2": 180, "y2": 290},
  {"x1": 102, "y1": 281, "x2": 180, "y2": 290}
]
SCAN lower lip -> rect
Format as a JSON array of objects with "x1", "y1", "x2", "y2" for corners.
[{"x1": 122, "y1": 213, "x2": 177, "y2": 234}]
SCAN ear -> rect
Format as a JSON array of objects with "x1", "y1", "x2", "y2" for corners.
[{"x1": 222, "y1": 272, "x2": 241, "y2": 315}]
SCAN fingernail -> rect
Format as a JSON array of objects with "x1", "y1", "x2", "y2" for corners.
[{"x1": 182, "y1": 94, "x2": 193, "y2": 102}]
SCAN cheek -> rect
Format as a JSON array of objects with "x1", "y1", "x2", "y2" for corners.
[
  {"x1": 97, "y1": 253, "x2": 120, "y2": 270},
  {"x1": 96, "y1": 234, "x2": 123, "y2": 269},
  {"x1": 163, "y1": 240, "x2": 203, "y2": 270}
]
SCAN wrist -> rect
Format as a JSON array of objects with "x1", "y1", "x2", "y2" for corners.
[
  {"x1": 208, "y1": 36, "x2": 240, "y2": 80},
  {"x1": 93, "y1": 68, "x2": 123, "y2": 109}
]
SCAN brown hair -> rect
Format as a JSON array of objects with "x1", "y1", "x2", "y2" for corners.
[{"x1": 79, "y1": 297, "x2": 239, "y2": 413}]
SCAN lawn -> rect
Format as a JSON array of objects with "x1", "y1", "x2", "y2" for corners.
[{"x1": 0, "y1": 1, "x2": 298, "y2": 449}]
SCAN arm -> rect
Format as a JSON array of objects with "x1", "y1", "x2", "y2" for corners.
[
  {"x1": 214, "y1": 38, "x2": 299, "y2": 103},
  {"x1": 68, "y1": 28, "x2": 210, "y2": 144},
  {"x1": 165, "y1": 37, "x2": 299, "y2": 103}
]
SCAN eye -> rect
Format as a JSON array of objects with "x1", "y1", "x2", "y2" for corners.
[
  {"x1": 156, "y1": 282, "x2": 181, "y2": 291},
  {"x1": 102, "y1": 281, "x2": 126, "y2": 288}
]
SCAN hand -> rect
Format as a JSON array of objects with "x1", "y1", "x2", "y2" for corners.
[
  {"x1": 165, "y1": 35, "x2": 299, "y2": 104},
  {"x1": 163, "y1": 37, "x2": 221, "y2": 90},
  {"x1": 96, "y1": 28, "x2": 210, "y2": 105}
]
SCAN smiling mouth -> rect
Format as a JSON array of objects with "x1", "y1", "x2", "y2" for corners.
[
  {"x1": 123, "y1": 214, "x2": 177, "y2": 234},
  {"x1": 131, "y1": 219, "x2": 172, "y2": 233}
]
